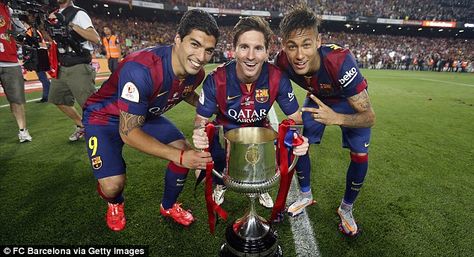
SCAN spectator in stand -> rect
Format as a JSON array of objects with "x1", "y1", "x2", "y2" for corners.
[{"x1": 88, "y1": 14, "x2": 473, "y2": 72}]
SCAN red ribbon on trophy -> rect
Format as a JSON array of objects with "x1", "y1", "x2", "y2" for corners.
[
  {"x1": 204, "y1": 123, "x2": 228, "y2": 234},
  {"x1": 271, "y1": 119, "x2": 303, "y2": 222}
]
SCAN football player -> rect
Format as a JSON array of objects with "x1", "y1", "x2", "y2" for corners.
[
  {"x1": 276, "y1": 5, "x2": 376, "y2": 236},
  {"x1": 192, "y1": 16, "x2": 309, "y2": 209},
  {"x1": 82, "y1": 9, "x2": 218, "y2": 231}
]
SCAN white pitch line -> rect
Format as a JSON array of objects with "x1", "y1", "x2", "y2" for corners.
[
  {"x1": 0, "y1": 97, "x2": 42, "y2": 108},
  {"x1": 418, "y1": 78, "x2": 474, "y2": 87},
  {"x1": 368, "y1": 75, "x2": 474, "y2": 87},
  {"x1": 269, "y1": 106, "x2": 321, "y2": 257},
  {"x1": 287, "y1": 177, "x2": 321, "y2": 257}
]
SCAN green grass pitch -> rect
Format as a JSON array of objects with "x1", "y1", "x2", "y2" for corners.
[{"x1": 0, "y1": 66, "x2": 473, "y2": 256}]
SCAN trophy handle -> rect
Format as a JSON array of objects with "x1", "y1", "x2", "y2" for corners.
[
  {"x1": 288, "y1": 156, "x2": 299, "y2": 171},
  {"x1": 212, "y1": 168, "x2": 223, "y2": 179}
]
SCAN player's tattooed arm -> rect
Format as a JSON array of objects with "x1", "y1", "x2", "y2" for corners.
[
  {"x1": 119, "y1": 111, "x2": 145, "y2": 136},
  {"x1": 344, "y1": 89, "x2": 376, "y2": 128}
]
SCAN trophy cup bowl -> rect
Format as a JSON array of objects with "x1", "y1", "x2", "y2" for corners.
[{"x1": 213, "y1": 127, "x2": 299, "y2": 257}]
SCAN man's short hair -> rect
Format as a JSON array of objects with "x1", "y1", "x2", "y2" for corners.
[
  {"x1": 279, "y1": 4, "x2": 320, "y2": 41},
  {"x1": 177, "y1": 9, "x2": 219, "y2": 42},
  {"x1": 232, "y1": 16, "x2": 273, "y2": 50}
]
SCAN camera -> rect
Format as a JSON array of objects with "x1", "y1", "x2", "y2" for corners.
[{"x1": 8, "y1": 0, "x2": 51, "y2": 20}]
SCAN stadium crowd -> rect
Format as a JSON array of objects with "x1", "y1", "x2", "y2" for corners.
[
  {"x1": 162, "y1": 0, "x2": 474, "y2": 22},
  {"x1": 318, "y1": 0, "x2": 473, "y2": 22},
  {"x1": 169, "y1": 0, "x2": 301, "y2": 12},
  {"x1": 91, "y1": 16, "x2": 474, "y2": 72}
]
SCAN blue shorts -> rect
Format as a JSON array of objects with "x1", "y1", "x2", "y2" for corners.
[
  {"x1": 85, "y1": 116, "x2": 185, "y2": 179},
  {"x1": 302, "y1": 98, "x2": 371, "y2": 153}
]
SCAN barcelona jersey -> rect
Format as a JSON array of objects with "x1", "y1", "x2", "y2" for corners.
[
  {"x1": 276, "y1": 44, "x2": 367, "y2": 106},
  {"x1": 197, "y1": 61, "x2": 299, "y2": 131},
  {"x1": 83, "y1": 45, "x2": 204, "y2": 126}
]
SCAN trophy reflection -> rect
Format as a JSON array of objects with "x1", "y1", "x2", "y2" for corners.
[{"x1": 212, "y1": 127, "x2": 299, "y2": 257}]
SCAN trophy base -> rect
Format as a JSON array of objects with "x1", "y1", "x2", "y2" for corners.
[{"x1": 219, "y1": 222, "x2": 282, "y2": 257}]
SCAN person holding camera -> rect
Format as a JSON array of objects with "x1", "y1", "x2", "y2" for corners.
[
  {"x1": 21, "y1": 15, "x2": 51, "y2": 103},
  {"x1": 47, "y1": 0, "x2": 100, "y2": 141},
  {"x1": 0, "y1": 1, "x2": 32, "y2": 143}
]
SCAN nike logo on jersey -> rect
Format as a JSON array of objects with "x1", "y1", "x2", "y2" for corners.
[
  {"x1": 364, "y1": 142, "x2": 370, "y2": 147},
  {"x1": 227, "y1": 95, "x2": 241, "y2": 101},
  {"x1": 157, "y1": 91, "x2": 168, "y2": 98},
  {"x1": 199, "y1": 90, "x2": 205, "y2": 105}
]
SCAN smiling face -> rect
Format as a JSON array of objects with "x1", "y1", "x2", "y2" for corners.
[
  {"x1": 234, "y1": 30, "x2": 268, "y2": 83},
  {"x1": 172, "y1": 29, "x2": 216, "y2": 78},
  {"x1": 283, "y1": 28, "x2": 321, "y2": 75}
]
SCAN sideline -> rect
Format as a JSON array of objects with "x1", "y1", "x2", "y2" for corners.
[
  {"x1": 269, "y1": 106, "x2": 321, "y2": 257},
  {"x1": 368, "y1": 74, "x2": 474, "y2": 87}
]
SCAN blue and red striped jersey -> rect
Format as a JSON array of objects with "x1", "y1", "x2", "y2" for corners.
[
  {"x1": 276, "y1": 44, "x2": 367, "y2": 105},
  {"x1": 197, "y1": 61, "x2": 299, "y2": 131},
  {"x1": 83, "y1": 45, "x2": 204, "y2": 126}
]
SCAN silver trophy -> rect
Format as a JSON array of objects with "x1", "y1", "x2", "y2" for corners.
[{"x1": 213, "y1": 127, "x2": 299, "y2": 257}]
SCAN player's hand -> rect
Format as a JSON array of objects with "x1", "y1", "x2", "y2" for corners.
[
  {"x1": 293, "y1": 134, "x2": 309, "y2": 156},
  {"x1": 181, "y1": 150, "x2": 212, "y2": 170},
  {"x1": 192, "y1": 126, "x2": 209, "y2": 150},
  {"x1": 302, "y1": 94, "x2": 341, "y2": 126}
]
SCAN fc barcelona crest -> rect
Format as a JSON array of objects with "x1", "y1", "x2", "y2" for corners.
[
  {"x1": 255, "y1": 89, "x2": 269, "y2": 103},
  {"x1": 91, "y1": 156, "x2": 103, "y2": 170}
]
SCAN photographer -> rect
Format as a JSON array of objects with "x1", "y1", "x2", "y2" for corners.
[
  {"x1": 22, "y1": 14, "x2": 51, "y2": 103},
  {"x1": 0, "y1": 0, "x2": 32, "y2": 143},
  {"x1": 46, "y1": 0, "x2": 99, "y2": 141}
]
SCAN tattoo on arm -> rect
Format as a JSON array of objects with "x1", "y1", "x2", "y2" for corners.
[
  {"x1": 119, "y1": 111, "x2": 145, "y2": 136},
  {"x1": 342, "y1": 90, "x2": 375, "y2": 128},
  {"x1": 348, "y1": 90, "x2": 371, "y2": 112}
]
